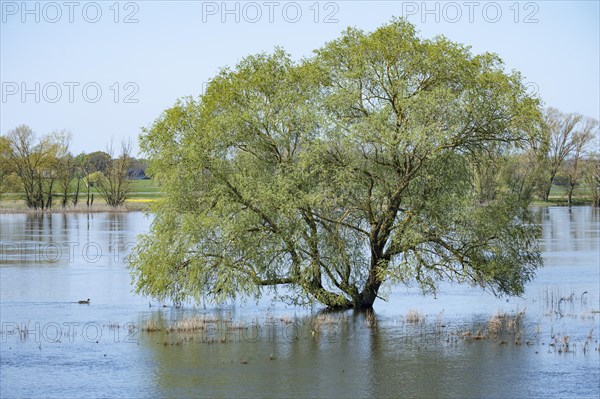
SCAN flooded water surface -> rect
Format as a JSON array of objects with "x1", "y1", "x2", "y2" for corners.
[{"x1": 1, "y1": 208, "x2": 599, "y2": 398}]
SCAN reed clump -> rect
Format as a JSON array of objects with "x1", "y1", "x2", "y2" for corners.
[
  {"x1": 365, "y1": 310, "x2": 377, "y2": 328},
  {"x1": 549, "y1": 334, "x2": 571, "y2": 353},
  {"x1": 541, "y1": 287, "x2": 594, "y2": 318},
  {"x1": 487, "y1": 308, "x2": 526, "y2": 338},
  {"x1": 141, "y1": 319, "x2": 163, "y2": 332},
  {"x1": 170, "y1": 316, "x2": 213, "y2": 333},
  {"x1": 405, "y1": 309, "x2": 425, "y2": 324}
]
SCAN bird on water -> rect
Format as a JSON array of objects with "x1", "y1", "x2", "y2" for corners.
[{"x1": 78, "y1": 298, "x2": 91, "y2": 304}]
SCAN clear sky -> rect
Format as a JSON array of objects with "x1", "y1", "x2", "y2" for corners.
[{"x1": 1, "y1": 0, "x2": 599, "y2": 156}]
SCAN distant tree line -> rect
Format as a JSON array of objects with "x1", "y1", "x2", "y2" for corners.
[
  {"x1": 1, "y1": 109, "x2": 598, "y2": 211},
  {"x1": 471, "y1": 107, "x2": 599, "y2": 207},
  {"x1": 0, "y1": 125, "x2": 149, "y2": 209}
]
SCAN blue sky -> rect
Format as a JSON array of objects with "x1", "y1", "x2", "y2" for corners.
[{"x1": 1, "y1": 0, "x2": 599, "y2": 156}]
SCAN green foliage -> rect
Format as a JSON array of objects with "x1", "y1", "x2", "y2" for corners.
[
  {"x1": 534, "y1": 109, "x2": 599, "y2": 201},
  {"x1": 0, "y1": 136, "x2": 11, "y2": 197},
  {"x1": 85, "y1": 151, "x2": 111, "y2": 173},
  {"x1": 582, "y1": 153, "x2": 600, "y2": 206},
  {"x1": 1, "y1": 129, "x2": 150, "y2": 208},
  {"x1": 87, "y1": 171, "x2": 104, "y2": 185},
  {"x1": 4, "y1": 125, "x2": 69, "y2": 209},
  {"x1": 130, "y1": 18, "x2": 543, "y2": 309}
]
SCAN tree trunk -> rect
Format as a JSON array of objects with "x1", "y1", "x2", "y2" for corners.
[
  {"x1": 73, "y1": 178, "x2": 80, "y2": 207},
  {"x1": 62, "y1": 189, "x2": 68, "y2": 207},
  {"x1": 86, "y1": 183, "x2": 91, "y2": 207},
  {"x1": 358, "y1": 284, "x2": 379, "y2": 308},
  {"x1": 543, "y1": 184, "x2": 551, "y2": 202},
  {"x1": 543, "y1": 172, "x2": 557, "y2": 202},
  {"x1": 567, "y1": 184, "x2": 574, "y2": 207},
  {"x1": 356, "y1": 253, "x2": 386, "y2": 309},
  {"x1": 47, "y1": 181, "x2": 54, "y2": 210}
]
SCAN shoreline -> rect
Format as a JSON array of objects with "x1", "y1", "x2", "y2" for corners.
[
  {"x1": 0, "y1": 201, "x2": 151, "y2": 214},
  {"x1": 0, "y1": 200, "x2": 595, "y2": 214}
]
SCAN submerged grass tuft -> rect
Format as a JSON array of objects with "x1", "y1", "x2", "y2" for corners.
[{"x1": 405, "y1": 309, "x2": 425, "y2": 324}]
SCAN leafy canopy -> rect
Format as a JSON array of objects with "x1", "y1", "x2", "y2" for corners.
[{"x1": 129, "y1": 18, "x2": 542, "y2": 309}]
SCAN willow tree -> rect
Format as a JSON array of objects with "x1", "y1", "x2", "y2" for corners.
[
  {"x1": 129, "y1": 19, "x2": 542, "y2": 309},
  {"x1": 5, "y1": 125, "x2": 66, "y2": 210}
]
